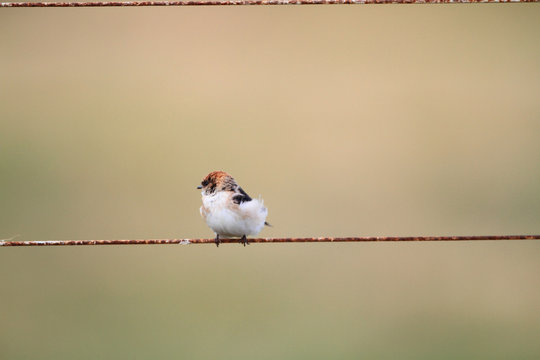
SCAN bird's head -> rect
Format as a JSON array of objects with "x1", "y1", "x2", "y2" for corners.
[{"x1": 197, "y1": 171, "x2": 237, "y2": 194}]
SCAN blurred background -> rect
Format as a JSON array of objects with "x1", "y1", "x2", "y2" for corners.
[{"x1": 1, "y1": 4, "x2": 539, "y2": 359}]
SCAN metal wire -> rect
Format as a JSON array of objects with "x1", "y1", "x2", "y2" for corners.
[
  {"x1": 1, "y1": 235, "x2": 538, "y2": 246},
  {"x1": 1, "y1": 0, "x2": 538, "y2": 7}
]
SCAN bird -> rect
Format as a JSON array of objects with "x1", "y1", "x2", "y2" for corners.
[{"x1": 197, "y1": 171, "x2": 270, "y2": 247}]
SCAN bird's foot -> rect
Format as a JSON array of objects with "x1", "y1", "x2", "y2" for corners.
[
  {"x1": 241, "y1": 235, "x2": 249, "y2": 247},
  {"x1": 215, "y1": 234, "x2": 220, "y2": 247}
]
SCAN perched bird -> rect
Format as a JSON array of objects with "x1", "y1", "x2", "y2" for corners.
[{"x1": 198, "y1": 171, "x2": 269, "y2": 247}]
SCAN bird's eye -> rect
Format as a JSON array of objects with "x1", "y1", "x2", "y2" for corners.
[{"x1": 201, "y1": 180, "x2": 209, "y2": 187}]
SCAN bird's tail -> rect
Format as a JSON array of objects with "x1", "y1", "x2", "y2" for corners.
[{"x1": 264, "y1": 221, "x2": 272, "y2": 227}]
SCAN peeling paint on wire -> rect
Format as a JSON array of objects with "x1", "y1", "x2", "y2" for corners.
[
  {"x1": 0, "y1": 235, "x2": 538, "y2": 247},
  {"x1": 1, "y1": 0, "x2": 537, "y2": 7}
]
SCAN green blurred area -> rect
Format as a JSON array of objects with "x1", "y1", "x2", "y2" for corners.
[{"x1": 1, "y1": 5, "x2": 539, "y2": 359}]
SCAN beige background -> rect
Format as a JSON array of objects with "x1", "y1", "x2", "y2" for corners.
[{"x1": 1, "y1": 5, "x2": 539, "y2": 359}]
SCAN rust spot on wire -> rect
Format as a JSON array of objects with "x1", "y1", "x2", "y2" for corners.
[
  {"x1": 0, "y1": 0, "x2": 537, "y2": 7},
  {"x1": 0, "y1": 235, "x2": 538, "y2": 246}
]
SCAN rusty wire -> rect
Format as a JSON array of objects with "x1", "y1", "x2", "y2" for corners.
[
  {"x1": 0, "y1": 235, "x2": 538, "y2": 247},
  {"x1": 1, "y1": 0, "x2": 538, "y2": 7}
]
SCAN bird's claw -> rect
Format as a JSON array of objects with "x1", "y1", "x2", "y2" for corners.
[{"x1": 241, "y1": 235, "x2": 249, "y2": 247}]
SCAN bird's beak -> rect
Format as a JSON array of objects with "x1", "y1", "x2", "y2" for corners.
[{"x1": 197, "y1": 185, "x2": 202, "y2": 189}]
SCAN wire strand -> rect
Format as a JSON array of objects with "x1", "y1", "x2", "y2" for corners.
[
  {"x1": 1, "y1": 0, "x2": 538, "y2": 7},
  {"x1": 1, "y1": 235, "x2": 538, "y2": 246}
]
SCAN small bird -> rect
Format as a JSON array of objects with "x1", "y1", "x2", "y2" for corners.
[{"x1": 197, "y1": 171, "x2": 269, "y2": 247}]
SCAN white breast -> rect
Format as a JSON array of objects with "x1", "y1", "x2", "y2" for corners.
[{"x1": 200, "y1": 191, "x2": 268, "y2": 237}]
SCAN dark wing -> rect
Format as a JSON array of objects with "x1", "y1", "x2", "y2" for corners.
[{"x1": 232, "y1": 187, "x2": 252, "y2": 204}]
